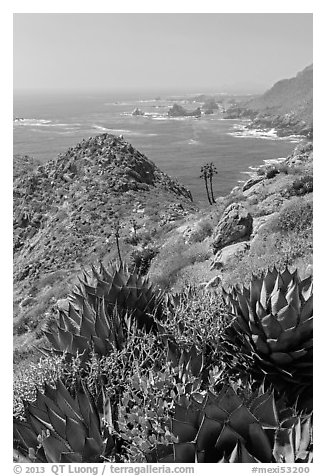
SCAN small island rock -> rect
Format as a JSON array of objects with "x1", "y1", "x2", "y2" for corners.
[
  {"x1": 132, "y1": 108, "x2": 145, "y2": 116},
  {"x1": 168, "y1": 104, "x2": 201, "y2": 118}
]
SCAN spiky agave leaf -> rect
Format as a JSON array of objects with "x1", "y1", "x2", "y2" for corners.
[
  {"x1": 146, "y1": 385, "x2": 312, "y2": 463},
  {"x1": 13, "y1": 379, "x2": 114, "y2": 463},
  {"x1": 167, "y1": 341, "x2": 204, "y2": 378},
  {"x1": 43, "y1": 261, "x2": 165, "y2": 359},
  {"x1": 223, "y1": 267, "x2": 313, "y2": 408}
]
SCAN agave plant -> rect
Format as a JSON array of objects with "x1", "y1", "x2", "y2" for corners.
[
  {"x1": 146, "y1": 385, "x2": 312, "y2": 463},
  {"x1": 43, "y1": 262, "x2": 164, "y2": 359},
  {"x1": 222, "y1": 267, "x2": 313, "y2": 408},
  {"x1": 167, "y1": 341, "x2": 204, "y2": 378},
  {"x1": 13, "y1": 379, "x2": 114, "y2": 463}
]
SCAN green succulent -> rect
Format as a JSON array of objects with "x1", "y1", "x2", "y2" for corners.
[
  {"x1": 146, "y1": 385, "x2": 312, "y2": 463},
  {"x1": 43, "y1": 262, "x2": 164, "y2": 359},
  {"x1": 13, "y1": 379, "x2": 113, "y2": 463},
  {"x1": 223, "y1": 267, "x2": 312, "y2": 407}
]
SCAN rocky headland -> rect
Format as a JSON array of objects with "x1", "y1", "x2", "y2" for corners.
[
  {"x1": 14, "y1": 133, "x2": 194, "y2": 278},
  {"x1": 13, "y1": 134, "x2": 198, "y2": 350},
  {"x1": 224, "y1": 64, "x2": 313, "y2": 138}
]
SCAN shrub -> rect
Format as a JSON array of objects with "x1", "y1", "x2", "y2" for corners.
[
  {"x1": 221, "y1": 191, "x2": 246, "y2": 210},
  {"x1": 125, "y1": 234, "x2": 142, "y2": 246},
  {"x1": 265, "y1": 166, "x2": 279, "y2": 179},
  {"x1": 277, "y1": 163, "x2": 289, "y2": 175},
  {"x1": 13, "y1": 354, "x2": 71, "y2": 418},
  {"x1": 162, "y1": 286, "x2": 230, "y2": 355},
  {"x1": 220, "y1": 196, "x2": 312, "y2": 288},
  {"x1": 125, "y1": 228, "x2": 154, "y2": 247},
  {"x1": 289, "y1": 175, "x2": 313, "y2": 196},
  {"x1": 188, "y1": 219, "x2": 214, "y2": 243},
  {"x1": 254, "y1": 194, "x2": 285, "y2": 216},
  {"x1": 130, "y1": 246, "x2": 159, "y2": 275},
  {"x1": 150, "y1": 239, "x2": 211, "y2": 290},
  {"x1": 222, "y1": 225, "x2": 312, "y2": 290},
  {"x1": 275, "y1": 197, "x2": 313, "y2": 233}
]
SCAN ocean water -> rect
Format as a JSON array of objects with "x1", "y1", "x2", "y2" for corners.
[{"x1": 13, "y1": 90, "x2": 299, "y2": 204}]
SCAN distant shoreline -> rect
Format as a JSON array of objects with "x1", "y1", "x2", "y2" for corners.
[{"x1": 13, "y1": 94, "x2": 297, "y2": 204}]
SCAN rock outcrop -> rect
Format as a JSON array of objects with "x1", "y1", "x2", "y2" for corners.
[
  {"x1": 132, "y1": 108, "x2": 144, "y2": 116},
  {"x1": 203, "y1": 99, "x2": 219, "y2": 110},
  {"x1": 251, "y1": 213, "x2": 279, "y2": 243},
  {"x1": 210, "y1": 241, "x2": 250, "y2": 269},
  {"x1": 13, "y1": 154, "x2": 41, "y2": 181},
  {"x1": 212, "y1": 203, "x2": 253, "y2": 253},
  {"x1": 285, "y1": 141, "x2": 313, "y2": 169},
  {"x1": 242, "y1": 176, "x2": 264, "y2": 192},
  {"x1": 168, "y1": 104, "x2": 201, "y2": 118}
]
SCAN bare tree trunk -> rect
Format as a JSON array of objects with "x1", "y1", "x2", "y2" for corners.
[
  {"x1": 209, "y1": 175, "x2": 216, "y2": 203},
  {"x1": 205, "y1": 176, "x2": 212, "y2": 205}
]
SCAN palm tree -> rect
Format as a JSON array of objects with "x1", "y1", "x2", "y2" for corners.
[
  {"x1": 207, "y1": 162, "x2": 218, "y2": 203},
  {"x1": 200, "y1": 165, "x2": 212, "y2": 205}
]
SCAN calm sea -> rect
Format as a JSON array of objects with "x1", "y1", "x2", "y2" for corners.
[{"x1": 13, "y1": 90, "x2": 299, "y2": 204}]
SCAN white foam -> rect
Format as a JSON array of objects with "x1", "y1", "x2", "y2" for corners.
[
  {"x1": 143, "y1": 112, "x2": 161, "y2": 118},
  {"x1": 151, "y1": 116, "x2": 170, "y2": 121},
  {"x1": 228, "y1": 126, "x2": 279, "y2": 140},
  {"x1": 92, "y1": 125, "x2": 131, "y2": 134},
  {"x1": 14, "y1": 118, "x2": 52, "y2": 126},
  {"x1": 13, "y1": 119, "x2": 84, "y2": 131},
  {"x1": 263, "y1": 157, "x2": 287, "y2": 165},
  {"x1": 137, "y1": 99, "x2": 158, "y2": 104},
  {"x1": 228, "y1": 124, "x2": 305, "y2": 142},
  {"x1": 91, "y1": 125, "x2": 158, "y2": 138},
  {"x1": 104, "y1": 102, "x2": 132, "y2": 106},
  {"x1": 241, "y1": 171, "x2": 255, "y2": 176},
  {"x1": 128, "y1": 132, "x2": 158, "y2": 137}
]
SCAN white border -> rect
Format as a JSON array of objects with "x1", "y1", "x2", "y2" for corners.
[{"x1": 3, "y1": 2, "x2": 322, "y2": 474}]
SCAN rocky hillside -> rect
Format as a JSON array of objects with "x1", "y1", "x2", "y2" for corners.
[
  {"x1": 13, "y1": 134, "x2": 196, "y2": 353},
  {"x1": 224, "y1": 65, "x2": 313, "y2": 137},
  {"x1": 13, "y1": 133, "x2": 313, "y2": 367},
  {"x1": 144, "y1": 139, "x2": 312, "y2": 290}
]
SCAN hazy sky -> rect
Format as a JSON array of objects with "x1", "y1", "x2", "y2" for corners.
[{"x1": 13, "y1": 13, "x2": 313, "y2": 94}]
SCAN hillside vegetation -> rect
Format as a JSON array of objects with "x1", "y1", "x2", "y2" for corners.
[
  {"x1": 13, "y1": 134, "x2": 197, "y2": 361},
  {"x1": 13, "y1": 133, "x2": 313, "y2": 463},
  {"x1": 13, "y1": 56, "x2": 314, "y2": 462}
]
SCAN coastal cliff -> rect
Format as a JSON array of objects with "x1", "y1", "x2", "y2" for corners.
[{"x1": 224, "y1": 65, "x2": 313, "y2": 138}]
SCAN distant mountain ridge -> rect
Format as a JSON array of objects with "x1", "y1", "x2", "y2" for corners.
[{"x1": 224, "y1": 65, "x2": 313, "y2": 138}]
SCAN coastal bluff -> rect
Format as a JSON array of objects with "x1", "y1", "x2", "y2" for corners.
[{"x1": 224, "y1": 64, "x2": 313, "y2": 138}]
